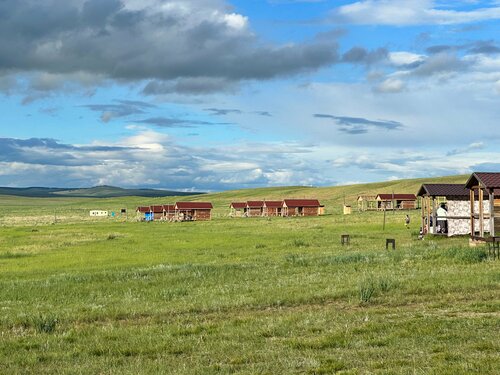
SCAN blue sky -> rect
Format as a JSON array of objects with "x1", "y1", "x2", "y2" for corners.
[{"x1": 1, "y1": 0, "x2": 500, "y2": 190}]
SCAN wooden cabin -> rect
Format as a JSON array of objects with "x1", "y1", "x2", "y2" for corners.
[
  {"x1": 229, "y1": 202, "x2": 247, "y2": 217},
  {"x1": 175, "y1": 202, "x2": 213, "y2": 221},
  {"x1": 136, "y1": 206, "x2": 151, "y2": 221},
  {"x1": 376, "y1": 194, "x2": 417, "y2": 210},
  {"x1": 465, "y1": 173, "x2": 500, "y2": 241},
  {"x1": 150, "y1": 205, "x2": 164, "y2": 221},
  {"x1": 357, "y1": 195, "x2": 377, "y2": 211},
  {"x1": 246, "y1": 201, "x2": 264, "y2": 217},
  {"x1": 282, "y1": 199, "x2": 321, "y2": 217},
  {"x1": 163, "y1": 204, "x2": 176, "y2": 221},
  {"x1": 263, "y1": 201, "x2": 283, "y2": 217},
  {"x1": 417, "y1": 184, "x2": 472, "y2": 237}
]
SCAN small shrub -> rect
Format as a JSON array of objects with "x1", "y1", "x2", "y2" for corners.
[
  {"x1": 359, "y1": 278, "x2": 376, "y2": 303},
  {"x1": 32, "y1": 315, "x2": 58, "y2": 334},
  {"x1": 255, "y1": 243, "x2": 267, "y2": 249}
]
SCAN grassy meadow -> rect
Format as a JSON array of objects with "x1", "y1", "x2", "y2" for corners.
[{"x1": 0, "y1": 176, "x2": 499, "y2": 374}]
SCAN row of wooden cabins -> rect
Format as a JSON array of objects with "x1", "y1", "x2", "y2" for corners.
[
  {"x1": 136, "y1": 202, "x2": 213, "y2": 221},
  {"x1": 357, "y1": 194, "x2": 418, "y2": 211},
  {"x1": 229, "y1": 199, "x2": 324, "y2": 217},
  {"x1": 417, "y1": 172, "x2": 500, "y2": 241}
]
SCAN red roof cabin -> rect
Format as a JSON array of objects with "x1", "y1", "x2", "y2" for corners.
[
  {"x1": 163, "y1": 204, "x2": 176, "y2": 221},
  {"x1": 376, "y1": 194, "x2": 417, "y2": 210},
  {"x1": 263, "y1": 201, "x2": 283, "y2": 217},
  {"x1": 282, "y1": 199, "x2": 321, "y2": 217},
  {"x1": 246, "y1": 201, "x2": 264, "y2": 217},
  {"x1": 229, "y1": 202, "x2": 247, "y2": 217},
  {"x1": 175, "y1": 202, "x2": 213, "y2": 221},
  {"x1": 136, "y1": 206, "x2": 151, "y2": 221},
  {"x1": 149, "y1": 205, "x2": 165, "y2": 221}
]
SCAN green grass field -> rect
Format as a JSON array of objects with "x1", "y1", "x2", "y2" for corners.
[{"x1": 1, "y1": 176, "x2": 499, "y2": 374}]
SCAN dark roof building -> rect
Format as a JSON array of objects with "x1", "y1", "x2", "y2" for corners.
[
  {"x1": 465, "y1": 172, "x2": 500, "y2": 239},
  {"x1": 417, "y1": 184, "x2": 470, "y2": 200}
]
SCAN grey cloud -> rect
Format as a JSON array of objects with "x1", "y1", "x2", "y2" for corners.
[
  {"x1": 468, "y1": 41, "x2": 500, "y2": 55},
  {"x1": 426, "y1": 45, "x2": 458, "y2": 54},
  {"x1": 426, "y1": 41, "x2": 500, "y2": 55},
  {"x1": 205, "y1": 108, "x2": 242, "y2": 116},
  {"x1": 254, "y1": 111, "x2": 272, "y2": 117},
  {"x1": 83, "y1": 100, "x2": 155, "y2": 122},
  {"x1": 411, "y1": 52, "x2": 468, "y2": 77},
  {"x1": 0, "y1": 0, "x2": 341, "y2": 96},
  {"x1": 135, "y1": 117, "x2": 226, "y2": 128},
  {"x1": 314, "y1": 114, "x2": 403, "y2": 134},
  {"x1": 0, "y1": 137, "x2": 137, "y2": 167},
  {"x1": 342, "y1": 47, "x2": 388, "y2": 64},
  {"x1": 143, "y1": 77, "x2": 238, "y2": 96}
]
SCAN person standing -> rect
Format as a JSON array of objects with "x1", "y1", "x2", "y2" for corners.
[
  {"x1": 436, "y1": 203, "x2": 448, "y2": 234},
  {"x1": 405, "y1": 214, "x2": 410, "y2": 229}
]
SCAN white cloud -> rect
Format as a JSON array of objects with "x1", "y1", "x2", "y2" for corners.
[
  {"x1": 331, "y1": 0, "x2": 500, "y2": 25},
  {"x1": 389, "y1": 52, "x2": 426, "y2": 66},
  {"x1": 375, "y1": 78, "x2": 406, "y2": 93}
]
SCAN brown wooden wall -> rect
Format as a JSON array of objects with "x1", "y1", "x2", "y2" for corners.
[
  {"x1": 264, "y1": 207, "x2": 281, "y2": 217},
  {"x1": 194, "y1": 209, "x2": 211, "y2": 221},
  {"x1": 303, "y1": 207, "x2": 319, "y2": 216},
  {"x1": 248, "y1": 208, "x2": 263, "y2": 217},
  {"x1": 400, "y1": 200, "x2": 417, "y2": 209}
]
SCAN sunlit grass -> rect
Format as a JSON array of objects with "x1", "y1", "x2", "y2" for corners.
[{"x1": 0, "y1": 191, "x2": 499, "y2": 374}]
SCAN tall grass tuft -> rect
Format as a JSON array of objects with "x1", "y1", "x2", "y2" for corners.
[
  {"x1": 32, "y1": 315, "x2": 58, "y2": 334},
  {"x1": 359, "y1": 277, "x2": 376, "y2": 304},
  {"x1": 292, "y1": 239, "x2": 309, "y2": 248},
  {"x1": 443, "y1": 247, "x2": 487, "y2": 263}
]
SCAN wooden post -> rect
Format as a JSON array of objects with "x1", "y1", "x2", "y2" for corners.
[
  {"x1": 470, "y1": 189, "x2": 475, "y2": 237},
  {"x1": 421, "y1": 196, "x2": 426, "y2": 234},
  {"x1": 489, "y1": 189, "x2": 495, "y2": 237},
  {"x1": 383, "y1": 207, "x2": 386, "y2": 231},
  {"x1": 426, "y1": 197, "x2": 431, "y2": 235},
  {"x1": 432, "y1": 198, "x2": 437, "y2": 234},
  {"x1": 479, "y1": 188, "x2": 484, "y2": 238}
]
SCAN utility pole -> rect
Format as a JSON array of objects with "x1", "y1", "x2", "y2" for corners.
[{"x1": 383, "y1": 207, "x2": 386, "y2": 231}]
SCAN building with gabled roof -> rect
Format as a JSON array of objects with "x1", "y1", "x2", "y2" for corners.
[
  {"x1": 375, "y1": 194, "x2": 417, "y2": 210},
  {"x1": 263, "y1": 201, "x2": 283, "y2": 217},
  {"x1": 282, "y1": 199, "x2": 321, "y2": 217},
  {"x1": 174, "y1": 202, "x2": 213, "y2": 221},
  {"x1": 136, "y1": 206, "x2": 152, "y2": 221},
  {"x1": 246, "y1": 201, "x2": 264, "y2": 217},
  {"x1": 229, "y1": 202, "x2": 247, "y2": 217},
  {"x1": 150, "y1": 205, "x2": 164, "y2": 220},
  {"x1": 417, "y1": 184, "x2": 473, "y2": 237},
  {"x1": 163, "y1": 204, "x2": 176, "y2": 220},
  {"x1": 465, "y1": 172, "x2": 500, "y2": 239}
]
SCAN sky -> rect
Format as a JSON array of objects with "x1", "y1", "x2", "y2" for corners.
[{"x1": 1, "y1": 0, "x2": 500, "y2": 191}]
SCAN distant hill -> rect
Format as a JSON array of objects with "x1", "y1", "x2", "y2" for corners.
[{"x1": 0, "y1": 185, "x2": 204, "y2": 198}]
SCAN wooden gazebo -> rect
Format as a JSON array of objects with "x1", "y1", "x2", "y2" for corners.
[
  {"x1": 417, "y1": 184, "x2": 471, "y2": 237},
  {"x1": 465, "y1": 173, "x2": 500, "y2": 240}
]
